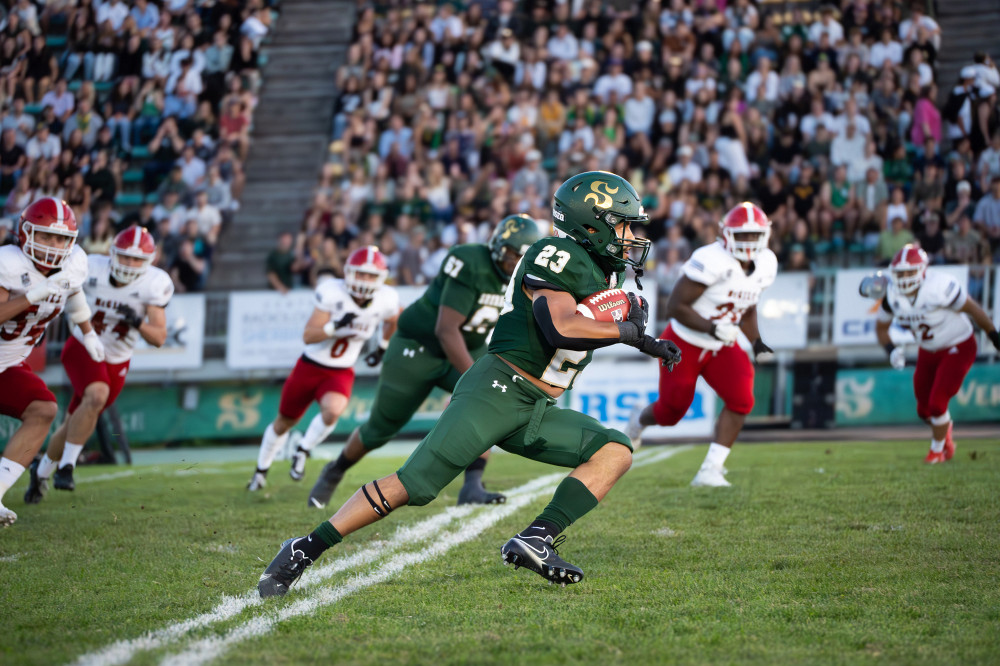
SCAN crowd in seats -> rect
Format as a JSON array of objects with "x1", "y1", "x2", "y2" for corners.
[
  {"x1": 282, "y1": 0, "x2": 998, "y2": 310},
  {"x1": 0, "y1": 0, "x2": 275, "y2": 293}
]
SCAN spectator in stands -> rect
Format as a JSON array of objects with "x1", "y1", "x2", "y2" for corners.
[
  {"x1": 25, "y1": 121, "x2": 60, "y2": 166},
  {"x1": 878, "y1": 215, "x2": 915, "y2": 264},
  {"x1": 82, "y1": 202, "x2": 115, "y2": 254},
  {"x1": 265, "y1": 231, "x2": 298, "y2": 293},
  {"x1": 61, "y1": 96, "x2": 104, "y2": 149},
  {"x1": 153, "y1": 189, "x2": 187, "y2": 234},
  {"x1": 22, "y1": 34, "x2": 58, "y2": 104},
  {"x1": 172, "y1": 218, "x2": 212, "y2": 292},
  {"x1": 973, "y1": 175, "x2": 1000, "y2": 258},
  {"x1": 176, "y1": 143, "x2": 206, "y2": 190},
  {"x1": 187, "y1": 189, "x2": 221, "y2": 245},
  {"x1": 2, "y1": 173, "x2": 34, "y2": 217}
]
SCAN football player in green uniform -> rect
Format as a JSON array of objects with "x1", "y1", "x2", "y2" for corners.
[
  {"x1": 306, "y1": 214, "x2": 543, "y2": 508},
  {"x1": 258, "y1": 172, "x2": 681, "y2": 596}
]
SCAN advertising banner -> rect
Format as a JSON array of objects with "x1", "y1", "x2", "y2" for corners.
[
  {"x1": 566, "y1": 359, "x2": 715, "y2": 438},
  {"x1": 835, "y1": 362, "x2": 1000, "y2": 425},
  {"x1": 226, "y1": 290, "x2": 315, "y2": 369},
  {"x1": 757, "y1": 272, "x2": 810, "y2": 349},
  {"x1": 129, "y1": 294, "x2": 205, "y2": 371},
  {"x1": 833, "y1": 265, "x2": 969, "y2": 346}
]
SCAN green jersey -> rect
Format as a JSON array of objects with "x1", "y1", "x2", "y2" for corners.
[
  {"x1": 396, "y1": 244, "x2": 508, "y2": 358},
  {"x1": 489, "y1": 237, "x2": 624, "y2": 390}
]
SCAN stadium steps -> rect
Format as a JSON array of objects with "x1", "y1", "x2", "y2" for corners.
[
  {"x1": 206, "y1": 0, "x2": 354, "y2": 291},
  {"x1": 934, "y1": 0, "x2": 1000, "y2": 96}
]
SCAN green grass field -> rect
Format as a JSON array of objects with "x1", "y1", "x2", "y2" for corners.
[{"x1": 2, "y1": 439, "x2": 999, "y2": 666}]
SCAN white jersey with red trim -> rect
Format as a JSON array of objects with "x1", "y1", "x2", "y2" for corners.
[
  {"x1": 670, "y1": 241, "x2": 778, "y2": 351},
  {"x1": 303, "y1": 279, "x2": 399, "y2": 368},
  {"x1": 70, "y1": 254, "x2": 174, "y2": 364},
  {"x1": 877, "y1": 270, "x2": 973, "y2": 351},
  {"x1": 0, "y1": 244, "x2": 88, "y2": 370}
]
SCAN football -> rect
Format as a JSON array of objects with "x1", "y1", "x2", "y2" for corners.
[{"x1": 576, "y1": 289, "x2": 631, "y2": 322}]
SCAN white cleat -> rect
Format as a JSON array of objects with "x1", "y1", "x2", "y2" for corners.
[
  {"x1": 690, "y1": 465, "x2": 731, "y2": 487},
  {"x1": 247, "y1": 471, "x2": 267, "y2": 492},
  {"x1": 625, "y1": 404, "x2": 645, "y2": 450},
  {"x1": 0, "y1": 502, "x2": 18, "y2": 527}
]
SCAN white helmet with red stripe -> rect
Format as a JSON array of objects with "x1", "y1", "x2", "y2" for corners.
[
  {"x1": 889, "y1": 243, "x2": 928, "y2": 295},
  {"x1": 344, "y1": 245, "x2": 389, "y2": 299},
  {"x1": 110, "y1": 225, "x2": 157, "y2": 284},
  {"x1": 720, "y1": 202, "x2": 771, "y2": 262},
  {"x1": 19, "y1": 197, "x2": 79, "y2": 269}
]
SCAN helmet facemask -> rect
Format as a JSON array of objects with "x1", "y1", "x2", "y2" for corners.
[
  {"x1": 21, "y1": 221, "x2": 77, "y2": 269},
  {"x1": 110, "y1": 246, "x2": 154, "y2": 284},
  {"x1": 722, "y1": 228, "x2": 770, "y2": 262},
  {"x1": 890, "y1": 266, "x2": 924, "y2": 294},
  {"x1": 345, "y1": 265, "x2": 387, "y2": 299}
]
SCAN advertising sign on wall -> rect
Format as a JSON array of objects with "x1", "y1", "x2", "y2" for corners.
[
  {"x1": 129, "y1": 294, "x2": 205, "y2": 371},
  {"x1": 226, "y1": 290, "x2": 315, "y2": 369}
]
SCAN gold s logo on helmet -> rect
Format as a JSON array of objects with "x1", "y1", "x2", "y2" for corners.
[
  {"x1": 584, "y1": 181, "x2": 619, "y2": 209},
  {"x1": 501, "y1": 219, "x2": 518, "y2": 239}
]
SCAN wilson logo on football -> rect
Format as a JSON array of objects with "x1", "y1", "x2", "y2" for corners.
[{"x1": 575, "y1": 289, "x2": 631, "y2": 322}]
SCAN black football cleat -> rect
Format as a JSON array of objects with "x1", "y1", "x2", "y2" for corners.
[
  {"x1": 307, "y1": 461, "x2": 344, "y2": 508},
  {"x1": 53, "y1": 465, "x2": 75, "y2": 491},
  {"x1": 23, "y1": 458, "x2": 48, "y2": 504},
  {"x1": 457, "y1": 482, "x2": 506, "y2": 505},
  {"x1": 501, "y1": 532, "x2": 584, "y2": 586},
  {"x1": 258, "y1": 536, "x2": 315, "y2": 598}
]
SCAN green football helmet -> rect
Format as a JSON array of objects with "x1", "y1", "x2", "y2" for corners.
[
  {"x1": 488, "y1": 214, "x2": 543, "y2": 277},
  {"x1": 552, "y1": 171, "x2": 650, "y2": 272}
]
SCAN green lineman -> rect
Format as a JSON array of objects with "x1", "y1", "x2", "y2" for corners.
[
  {"x1": 258, "y1": 171, "x2": 682, "y2": 596},
  {"x1": 307, "y1": 214, "x2": 543, "y2": 508}
]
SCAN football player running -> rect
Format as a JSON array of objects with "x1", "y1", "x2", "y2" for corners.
[
  {"x1": 256, "y1": 171, "x2": 681, "y2": 596},
  {"x1": 305, "y1": 215, "x2": 542, "y2": 509},
  {"x1": 24, "y1": 225, "x2": 171, "y2": 503},
  {"x1": 863, "y1": 245, "x2": 1000, "y2": 463},
  {"x1": 626, "y1": 202, "x2": 777, "y2": 487},
  {"x1": 0, "y1": 198, "x2": 103, "y2": 526},
  {"x1": 247, "y1": 246, "x2": 400, "y2": 491}
]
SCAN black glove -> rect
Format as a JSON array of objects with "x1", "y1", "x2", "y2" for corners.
[
  {"x1": 616, "y1": 292, "x2": 649, "y2": 345},
  {"x1": 753, "y1": 338, "x2": 775, "y2": 363},
  {"x1": 334, "y1": 312, "x2": 358, "y2": 329},
  {"x1": 115, "y1": 303, "x2": 143, "y2": 329},
  {"x1": 989, "y1": 330, "x2": 1000, "y2": 352},
  {"x1": 365, "y1": 346, "x2": 386, "y2": 367},
  {"x1": 634, "y1": 335, "x2": 682, "y2": 371}
]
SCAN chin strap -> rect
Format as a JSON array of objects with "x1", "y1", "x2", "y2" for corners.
[{"x1": 634, "y1": 267, "x2": 644, "y2": 291}]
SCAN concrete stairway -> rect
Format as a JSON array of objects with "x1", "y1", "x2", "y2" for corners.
[
  {"x1": 208, "y1": 0, "x2": 355, "y2": 291},
  {"x1": 934, "y1": 0, "x2": 1000, "y2": 97}
]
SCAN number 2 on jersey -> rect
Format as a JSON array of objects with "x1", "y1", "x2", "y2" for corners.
[{"x1": 534, "y1": 245, "x2": 571, "y2": 273}]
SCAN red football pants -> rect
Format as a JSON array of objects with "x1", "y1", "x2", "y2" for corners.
[
  {"x1": 651, "y1": 324, "x2": 755, "y2": 426},
  {"x1": 913, "y1": 334, "x2": 977, "y2": 421}
]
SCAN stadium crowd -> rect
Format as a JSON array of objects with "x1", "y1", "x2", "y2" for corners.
[
  {"x1": 273, "y1": 0, "x2": 1000, "y2": 309},
  {"x1": 0, "y1": 0, "x2": 274, "y2": 293}
]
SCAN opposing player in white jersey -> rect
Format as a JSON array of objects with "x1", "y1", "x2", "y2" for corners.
[
  {"x1": 864, "y1": 245, "x2": 1000, "y2": 463},
  {"x1": 247, "y1": 246, "x2": 400, "y2": 491},
  {"x1": 0, "y1": 198, "x2": 106, "y2": 526},
  {"x1": 627, "y1": 202, "x2": 778, "y2": 486},
  {"x1": 24, "y1": 225, "x2": 171, "y2": 503}
]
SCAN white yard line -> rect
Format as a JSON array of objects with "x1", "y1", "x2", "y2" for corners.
[
  {"x1": 71, "y1": 446, "x2": 689, "y2": 666},
  {"x1": 156, "y1": 447, "x2": 689, "y2": 666},
  {"x1": 73, "y1": 467, "x2": 225, "y2": 485}
]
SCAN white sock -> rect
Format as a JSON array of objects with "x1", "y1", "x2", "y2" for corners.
[
  {"x1": 60, "y1": 442, "x2": 84, "y2": 469},
  {"x1": 0, "y1": 457, "x2": 27, "y2": 500},
  {"x1": 299, "y1": 414, "x2": 336, "y2": 453},
  {"x1": 930, "y1": 438, "x2": 945, "y2": 453},
  {"x1": 257, "y1": 424, "x2": 289, "y2": 471},
  {"x1": 37, "y1": 454, "x2": 58, "y2": 480},
  {"x1": 703, "y1": 442, "x2": 731, "y2": 469}
]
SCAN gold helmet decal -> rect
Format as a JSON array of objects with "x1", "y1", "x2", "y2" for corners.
[{"x1": 584, "y1": 181, "x2": 618, "y2": 209}]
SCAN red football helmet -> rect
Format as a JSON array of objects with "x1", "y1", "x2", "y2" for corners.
[
  {"x1": 889, "y1": 244, "x2": 928, "y2": 294},
  {"x1": 110, "y1": 225, "x2": 157, "y2": 284},
  {"x1": 19, "y1": 197, "x2": 78, "y2": 269},
  {"x1": 719, "y1": 202, "x2": 771, "y2": 262},
  {"x1": 344, "y1": 245, "x2": 388, "y2": 299}
]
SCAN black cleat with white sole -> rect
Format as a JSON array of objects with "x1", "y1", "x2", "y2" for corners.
[
  {"x1": 501, "y1": 533, "x2": 584, "y2": 586},
  {"x1": 258, "y1": 536, "x2": 315, "y2": 598},
  {"x1": 24, "y1": 458, "x2": 48, "y2": 504},
  {"x1": 289, "y1": 447, "x2": 309, "y2": 482},
  {"x1": 307, "y1": 461, "x2": 344, "y2": 508}
]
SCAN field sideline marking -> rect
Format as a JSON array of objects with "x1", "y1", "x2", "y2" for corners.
[
  {"x1": 70, "y1": 446, "x2": 689, "y2": 666},
  {"x1": 156, "y1": 446, "x2": 691, "y2": 666}
]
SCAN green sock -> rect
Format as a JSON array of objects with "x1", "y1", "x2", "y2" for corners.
[
  {"x1": 313, "y1": 521, "x2": 343, "y2": 548},
  {"x1": 535, "y1": 477, "x2": 599, "y2": 533}
]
